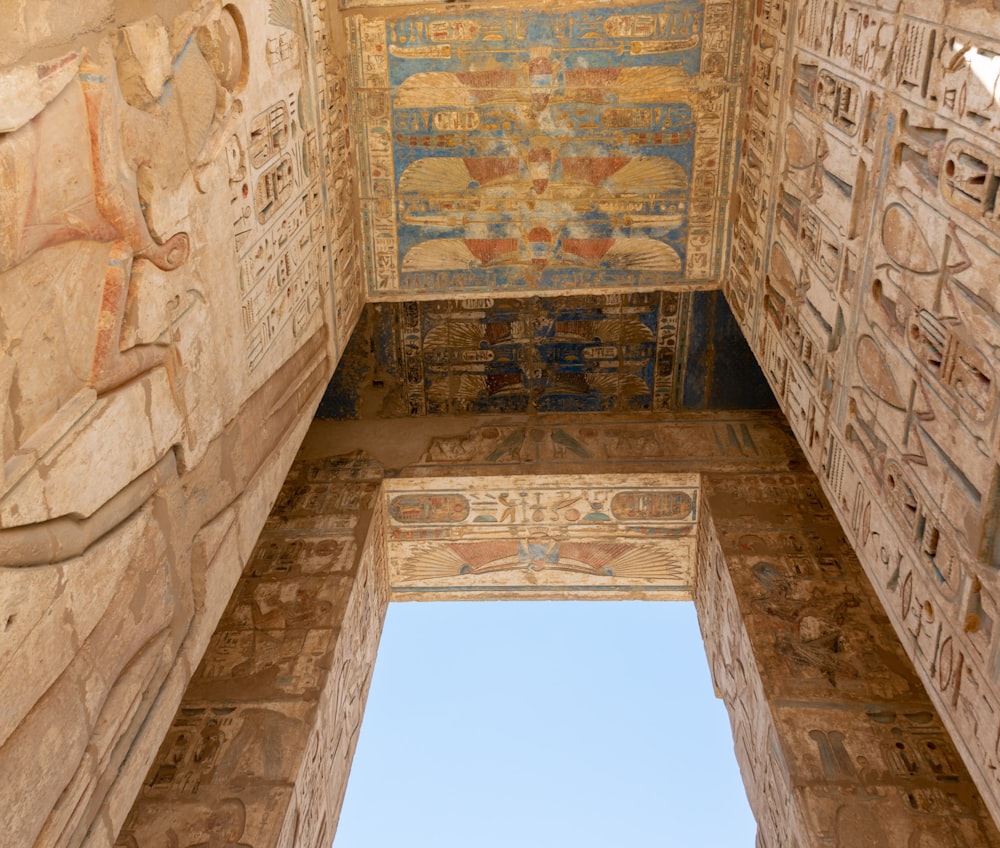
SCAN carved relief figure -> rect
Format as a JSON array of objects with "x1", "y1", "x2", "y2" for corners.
[
  {"x1": 0, "y1": 5, "x2": 246, "y2": 510},
  {"x1": 0, "y1": 7, "x2": 253, "y2": 846}
]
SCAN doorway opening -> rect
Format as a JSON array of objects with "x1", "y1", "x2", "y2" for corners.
[{"x1": 335, "y1": 601, "x2": 755, "y2": 847}]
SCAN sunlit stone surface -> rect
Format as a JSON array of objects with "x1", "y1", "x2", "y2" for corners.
[{"x1": 4, "y1": 0, "x2": 1000, "y2": 844}]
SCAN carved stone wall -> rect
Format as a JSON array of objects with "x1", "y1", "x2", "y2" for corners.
[
  {"x1": 118, "y1": 453, "x2": 388, "y2": 848},
  {"x1": 698, "y1": 472, "x2": 1000, "y2": 846},
  {"x1": 8, "y1": 0, "x2": 1000, "y2": 840},
  {"x1": 0, "y1": 1, "x2": 362, "y2": 844},
  {"x1": 726, "y1": 0, "x2": 1000, "y2": 819},
  {"x1": 302, "y1": 410, "x2": 805, "y2": 476},
  {"x1": 121, "y1": 417, "x2": 1000, "y2": 845}
]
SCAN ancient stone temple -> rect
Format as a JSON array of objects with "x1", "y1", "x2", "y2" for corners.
[{"x1": 3, "y1": 0, "x2": 1000, "y2": 845}]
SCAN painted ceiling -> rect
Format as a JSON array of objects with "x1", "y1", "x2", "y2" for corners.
[
  {"x1": 321, "y1": 0, "x2": 772, "y2": 420},
  {"x1": 348, "y1": 0, "x2": 744, "y2": 298},
  {"x1": 317, "y1": 291, "x2": 775, "y2": 417}
]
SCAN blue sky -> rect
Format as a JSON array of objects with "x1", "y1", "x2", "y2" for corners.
[{"x1": 334, "y1": 601, "x2": 756, "y2": 847}]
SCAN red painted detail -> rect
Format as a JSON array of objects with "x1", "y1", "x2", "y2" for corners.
[
  {"x1": 528, "y1": 56, "x2": 554, "y2": 76},
  {"x1": 561, "y1": 156, "x2": 631, "y2": 185},
  {"x1": 485, "y1": 372, "x2": 525, "y2": 395},
  {"x1": 564, "y1": 68, "x2": 621, "y2": 87},
  {"x1": 464, "y1": 157, "x2": 519, "y2": 185},
  {"x1": 562, "y1": 238, "x2": 615, "y2": 260},
  {"x1": 463, "y1": 238, "x2": 519, "y2": 265}
]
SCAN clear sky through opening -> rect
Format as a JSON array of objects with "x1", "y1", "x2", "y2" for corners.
[{"x1": 334, "y1": 601, "x2": 756, "y2": 847}]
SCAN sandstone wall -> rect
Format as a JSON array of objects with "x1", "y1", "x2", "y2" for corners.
[
  {"x1": 118, "y1": 453, "x2": 388, "y2": 848},
  {"x1": 121, "y1": 415, "x2": 1000, "y2": 845},
  {"x1": 727, "y1": 0, "x2": 1000, "y2": 819},
  {"x1": 698, "y1": 472, "x2": 1000, "y2": 846},
  {"x1": 0, "y1": 1, "x2": 362, "y2": 844}
]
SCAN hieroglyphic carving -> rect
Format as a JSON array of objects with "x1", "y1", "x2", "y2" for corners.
[
  {"x1": 696, "y1": 500, "x2": 807, "y2": 847},
  {"x1": 0, "y1": 9, "x2": 248, "y2": 847},
  {"x1": 387, "y1": 475, "x2": 697, "y2": 530},
  {"x1": 349, "y1": 1, "x2": 742, "y2": 298},
  {"x1": 286, "y1": 491, "x2": 390, "y2": 848},
  {"x1": 729, "y1": 0, "x2": 1000, "y2": 817},
  {"x1": 697, "y1": 474, "x2": 1000, "y2": 846},
  {"x1": 304, "y1": 0, "x2": 364, "y2": 358},
  {"x1": 724, "y1": 0, "x2": 789, "y2": 330},
  {"x1": 653, "y1": 291, "x2": 688, "y2": 408},
  {"x1": 384, "y1": 474, "x2": 696, "y2": 598},
  {"x1": 688, "y1": 0, "x2": 746, "y2": 278},
  {"x1": 121, "y1": 423, "x2": 1000, "y2": 845},
  {"x1": 226, "y1": 0, "x2": 358, "y2": 375},
  {"x1": 0, "y1": 0, "x2": 352, "y2": 843},
  {"x1": 315, "y1": 291, "x2": 775, "y2": 418},
  {"x1": 392, "y1": 294, "x2": 682, "y2": 414},
  {"x1": 119, "y1": 452, "x2": 388, "y2": 847},
  {"x1": 349, "y1": 15, "x2": 396, "y2": 295},
  {"x1": 321, "y1": 54, "x2": 365, "y2": 355},
  {"x1": 0, "y1": 6, "x2": 245, "y2": 521},
  {"x1": 414, "y1": 414, "x2": 800, "y2": 472}
]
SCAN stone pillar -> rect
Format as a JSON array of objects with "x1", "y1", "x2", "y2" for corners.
[
  {"x1": 117, "y1": 453, "x2": 389, "y2": 848},
  {"x1": 0, "y1": 0, "x2": 365, "y2": 843},
  {"x1": 726, "y1": 0, "x2": 1000, "y2": 818},
  {"x1": 697, "y1": 471, "x2": 1000, "y2": 846}
]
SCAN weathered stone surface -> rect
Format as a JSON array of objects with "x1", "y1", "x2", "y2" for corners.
[
  {"x1": 727, "y1": 0, "x2": 1000, "y2": 820},
  {"x1": 119, "y1": 453, "x2": 389, "y2": 847},
  {"x1": 302, "y1": 411, "x2": 805, "y2": 476},
  {"x1": 0, "y1": 0, "x2": 361, "y2": 843},
  {"x1": 0, "y1": 1, "x2": 113, "y2": 67},
  {"x1": 6, "y1": 0, "x2": 1000, "y2": 841},
  {"x1": 123, "y1": 425, "x2": 1000, "y2": 846},
  {"x1": 697, "y1": 473, "x2": 1000, "y2": 846}
]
